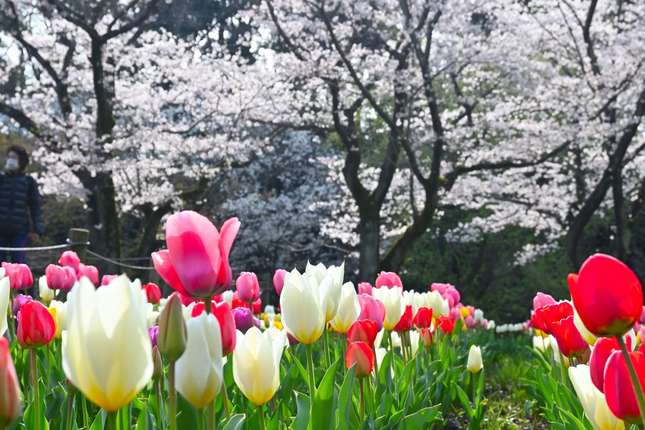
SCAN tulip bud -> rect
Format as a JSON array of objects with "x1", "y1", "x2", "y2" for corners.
[
  {"x1": 236, "y1": 272, "x2": 260, "y2": 303},
  {"x1": 550, "y1": 316, "x2": 590, "y2": 361},
  {"x1": 394, "y1": 305, "x2": 413, "y2": 332},
  {"x1": 345, "y1": 341, "x2": 375, "y2": 378},
  {"x1": 0, "y1": 338, "x2": 21, "y2": 426},
  {"x1": 149, "y1": 326, "x2": 159, "y2": 347},
  {"x1": 357, "y1": 282, "x2": 372, "y2": 296},
  {"x1": 152, "y1": 345, "x2": 163, "y2": 380},
  {"x1": 77, "y1": 263, "x2": 99, "y2": 286},
  {"x1": 58, "y1": 250, "x2": 81, "y2": 272},
  {"x1": 414, "y1": 307, "x2": 433, "y2": 329},
  {"x1": 357, "y1": 294, "x2": 385, "y2": 331},
  {"x1": 588, "y1": 337, "x2": 630, "y2": 392},
  {"x1": 143, "y1": 283, "x2": 162, "y2": 304},
  {"x1": 273, "y1": 269, "x2": 287, "y2": 296},
  {"x1": 17, "y1": 300, "x2": 56, "y2": 347},
  {"x1": 467, "y1": 345, "x2": 483, "y2": 373},
  {"x1": 347, "y1": 320, "x2": 378, "y2": 346},
  {"x1": 158, "y1": 293, "x2": 187, "y2": 362},
  {"x1": 45, "y1": 264, "x2": 76, "y2": 291}
]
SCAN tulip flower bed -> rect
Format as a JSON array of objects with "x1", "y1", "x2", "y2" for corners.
[{"x1": 0, "y1": 211, "x2": 497, "y2": 430}]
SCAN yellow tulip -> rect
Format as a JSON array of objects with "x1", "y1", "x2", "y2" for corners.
[
  {"x1": 569, "y1": 365, "x2": 624, "y2": 430},
  {"x1": 330, "y1": 282, "x2": 360, "y2": 333},
  {"x1": 62, "y1": 277, "x2": 153, "y2": 412},
  {"x1": 280, "y1": 269, "x2": 325, "y2": 344},
  {"x1": 48, "y1": 300, "x2": 66, "y2": 339},
  {"x1": 175, "y1": 313, "x2": 223, "y2": 408},
  {"x1": 233, "y1": 327, "x2": 285, "y2": 405}
]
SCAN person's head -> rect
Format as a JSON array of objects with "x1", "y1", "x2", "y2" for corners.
[{"x1": 5, "y1": 145, "x2": 29, "y2": 173}]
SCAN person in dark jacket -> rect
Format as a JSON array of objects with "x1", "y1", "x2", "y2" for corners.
[{"x1": 0, "y1": 145, "x2": 45, "y2": 263}]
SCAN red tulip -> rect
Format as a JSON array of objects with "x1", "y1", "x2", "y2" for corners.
[
  {"x1": 231, "y1": 292, "x2": 247, "y2": 309},
  {"x1": 549, "y1": 316, "x2": 589, "y2": 360},
  {"x1": 357, "y1": 294, "x2": 385, "y2": 331},
  {"x1": 345, "y1": 341, "x2": 375, "y2": 378},
  {"x1": 152, "y1": 211, "x2": 240, "y2": 298},
  {"x1": 531, "y1": 301, "x2": 573, "y2": 334},
  {"x1": 143, "y1": 283, "x2": 162, "y2": 304},
  {"x1": 375, "y1": 272, "x2": 402, "y2": 289},
  {"x1": 236, "y1": 272, "x2": 260, "y2": 303},
  {"x1": 16, "y1": 301, "x2": 55, "y2": 347},
  {"x1": 357, "y1": 282, "x2": 373, "y2": 296},
  {"x1": 347, "y1": 320, "x2": 378, "y2": 346},
  {"x1": 569, "y1": 254, "x2": 643, "y2": 337},
  {"x1": 77, "y1": 263, "x2": 99, "y2": 286},
  {"x1": 58, "y1": 250, "x2": 80, "y2": 273},
  {"x1": 394, "y1": 305, "x2": 413, "y2": 332},
  {"x1": 437, "y1": 316, "x2": 455, "y2": 334},
  {"x1": 420, "y1": 328, "x2": 433, "y2": 348},
  {"x1": 1, "y1": 263, "x2": 32, "y2": 290},
  {"x1": 252, "y1": 297, "x2": 262, "y2": 314},
  {"x1": 273, "y1": 269, "x2": 287, "y2": 296},
  {"x1": 0, "y1": 338, "x2": 21, "y2": 426},
  {"x1": 213, "y1": 301, "x2": 236, "y2": 355},
  {"x1": 604, "y1": 349, "x2": 645, "y2": 423},
  {"x1": 590, "y1": 337, "x2": 630, "y2": 392},
  {"x1": 45, "y1": 264, "x2": 76, "y2": 291},
  {"x1": 414, "y1": 307, "x2": 433, "y2": 329}
]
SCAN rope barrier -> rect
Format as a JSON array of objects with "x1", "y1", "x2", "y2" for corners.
[
  {"x1": 86, "y1": 249, "x2": 154, "y2": 271},
  {"x1": 0, "y1": 243, "x2": 71, "y2": 252}
]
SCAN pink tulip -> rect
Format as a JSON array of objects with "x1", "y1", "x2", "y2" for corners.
[
  {"x1": 273, "y1": 269, "x2": 287, "y2": 296},
  {"x1": 101, "y1": 274, "x2": 119, "y2": 286},
  {"x1": 2, "y1": 263, "x2": 33, "y2": 290},
  {"x1": 236, "y1": 272, "x2": 260, "y2": 303},
  {"x1": 465, "y1": 315, "x2": 476, "y2": 328},
  {"x1": 12, "y1": 294, "x2": 32, "y2": 317},
  {"x1": 152, "y1": 211, "x2": 240, "y2": 298},
  {"x1": 58, "y1": 250, "x2": 81, "y2": 273},
  {"x1": 357, "y1": 282, "x2": 373, "y2": 295},
  {"x1": 213, "y1": 301, "x2": 236, "y2": 355},
  {"x1": 358, "y1": 294, "x2": 386, "y2": 331},
  {"x1": 533, "y1": 292, "x2": 557, "y2": 311},
  {"x1": 77, "y1": 263, "x2": 99, "y2": 286},
  {"x1": 431, "y1": 283, "x2": 460, "y2": 308},
  {"x1": 45, "y1": 264, "x2": 76, "y2": 291},
  {"x1": 375, "y1": 272, "x2": 402, "y2": 289}
]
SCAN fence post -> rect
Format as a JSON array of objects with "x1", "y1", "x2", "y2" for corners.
[{"x1": 67, "y1": 228, "x2": 90, "y2": 259}]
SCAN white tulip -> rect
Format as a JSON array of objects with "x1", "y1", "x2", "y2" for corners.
[
  {"x1": 38, "y1": 276, "x2": 55, "y2": 303},
  {"x1": 306, "y1": 262, "x2": 345, "y2": 322},
  {"x1": 0, "y1": 277, "x2": 9, "y2": 336},
  {"x1": 373, "y1": 287, "x2": 404, "y2": 331},
  {"x1": 280, "y1": 269, "x2": 325, "y2": 344},
  {"x1": 221, "y1": 290, "x2": 234, "y2": 306},
  {"x1": 474, "y1": 309, "x2": 484, "y2": 323},
  {"x1": 175, "y1": 313, "x2": 223, "y2": 408},
  {"x1": 532, "y1": 336, "x2": 551, "y2": 352},
  {"x1": 569, "y1": 365, "x2": 625, "y2": 430},
  {"x1": 330, "y1": 282, "x2": 360, "y2": 333},
  {"x1": 49, "y1": 299, "x2": 67, "y2": 338},
  {"x1": 234, "y1": 327, "x2": 285, "y2": 405},
  {"x1": 467, "y1": 345, "x2": 483, "y2": 373},
  {"x1": 427, "y1": 290, "x2": 449, "y2": 317},
  {"x1": 62, "y1": 276, "x2": 153, "y2": 412}
]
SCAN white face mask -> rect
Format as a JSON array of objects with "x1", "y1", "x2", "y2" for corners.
[{"x1": 4, "y1": 158, "x2": 19, "y2": 172}]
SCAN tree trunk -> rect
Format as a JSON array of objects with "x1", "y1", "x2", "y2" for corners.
[{"x1": 358, "y1": 210, "x2": 380, "y2": 282}]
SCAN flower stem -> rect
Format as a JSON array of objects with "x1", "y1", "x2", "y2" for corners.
[
  {"x1": 305, "y1": 344, "x2": 316, "y2": 397},
  {"x1": 222, "y1": 384, "x2": 231, "y2": 417},
  {"x1": 107, "y1": 411, "x2": 118, "y2": 430},
  {"x1": 359, "y1": 378, "x2": 365, "y2": 422},
  {"x1": 258, "y1": 404, "x2": 266, "y2": 430},
  {"x1": 30, "y1": 348, "x2": 40, "y2": 425},
  {"x1": 65, "y1": 380, "x2": 75, "y2": 430},
  {"x1": 168, "y1": 362, "x2": 178, "y2": 430},
  {"x1": 617, "y1": 335, "x2": 645, "y2": 428},
  {"x1": 204, "y1": 298, "x2": 211, "y2": 314}
]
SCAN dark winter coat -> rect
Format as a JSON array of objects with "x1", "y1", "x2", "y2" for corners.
[{"x1": 0, "y1": 173, "x2": 45, "y2": 235}]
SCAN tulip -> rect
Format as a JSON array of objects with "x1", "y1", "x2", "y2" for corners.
[
  {"x1": 347, "y1": 320, "x2": 379, "y2": 346},
  {"x1": 372, "y1": 287, "x2": 404, "y2": 331},
  {"x1": 236, "y1": 272, "x2": 260, "y2": 303},
  {"x1": 568, "y1": 364, "x2": 625, "y2": 430},
  {"x1": 17, "y1": 300, "x2": 55, "y2": 347},
  {"x1": 0, "y1": 338, "x2": 21, "y2": 427},
  {"x1": 346, "y1": 341, "x2": 375, "y2": 378},
  {"x1": 175, "y1": 313, "x2": 223, "y2": 408},
  {"x1": 221, "y1": 290, "x2": 234, "y2": 306},
  {"x1": 1, "y1": 263, "x2": 32, "y2": 290},
  {"x1": 38, "y1": 276, "x2": 55, "y2": 303},
  {"x1": 330, "y1": 282, "x2": 360, "y2": 333},
  {"x1": 158, "y1": 293, "x2": 188, "y2": 363},
  {"x1": 152, "y1": 212, "x2": 240, "y2": 298},
  {"x1": 213, "y1": 301, "x2": 236, "y2": 355},
  {"x1": 12, "y1": 294, "x2": 31, "y2": 317},
  {"x1": 532, "y1": 301, "x2": 573, "y2": 334},
  {"x1": 143, "y1": 283, "x2": 162, "y2": 304},
  {"x1": 77, "y1": 263, "x2": 99, "y2": 286},
  {"x1": 62, "y1": 277, "x2": 153, "y2": 411},
  {"x1": 550, "y1": 315, "x2": 590, "y2": 360},
  {"x1": 48, "y1": 300, "x2": 67, "y2": 338},
  {"x1": 590, "y1": 337, "x2": 629, "y2": 392},
  {"x1": 0, "y1": 278, "x2": 8, "y2": 336},
  {"x1": 393, "y1": 305, "x2": 413, "y2": 332},
  {"x1": 58, "y1": 250, "x2": 81, "y2": 272},
  {"x1": 569, "y1": 254, "x2": 643, "y2": 337},
  {"x1": 279, "y1": 269, "x2": 325, "y2": 344},
  {"x1": 101, "y1": 274, "x2": 118, "y2": 286},
  {"x1": 45, "y1": 264, "x2": 76, "y2": 291},
  {"x1": 273, "y1": 269, "x2": 287, "y2": 296},
  {"x1": 414, "y1": 307, "x2": 433, "y2": 329},
  {"x1": 306, "y1": 262, "x2": 344, "y2": 322},
  {"x1": 604, "y1": 350, "x2": 645, "y2": 423},
  {"x1": 533, "y1": 292, "x2": 557, "y2": 311},
  {"x1": 420, "y1": 328, "x2": 433, "y2": 349},
  {"x1": 233, "y1": 327, "x2": 285, "y2": 405},
  {"x1": 252, "y1": 297, "x2": 262, "y2": 314},
  {"x1": 358, "y1": 294, "x2": 385, "y2": 331},
  {"x1": 357, "y1": 282, "x2": 373, "y2": 295},
  {"x1": 431, "y1": 283, "x2": 460, "y2": 308},
  {"x1": 474, "y1": 309, "x2": 484, "y2": 324},
  {"x1": 533, "y1": 336, "x2": 551, "y2": 352},
  {"x1": 375, "y1": 272, "x2": 402, "y2": 289},
  {"x1": 427, "y1": 290, "x2": 449, "y2": 317},
  {"x1": 574, "y1": 307, "x2": 597, "y2": 345},
  {"x1": 152, "y1": 345, "x2": 163, "y2": 380},
  {"x1": 437, "y1": 316, "x2": 456, "y2": 334},
  {"x1": 467, "y1": 345, "x2": 483, "y2": 373},
  {"x1": 233, "y1": 307, "x2": 257, "y2": 333},
  {"x1": 149, "y1": 326, "x2": 159, "y2": 347}
]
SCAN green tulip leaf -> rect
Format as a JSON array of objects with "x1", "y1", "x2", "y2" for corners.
[
  {"x1": 221, "y1": 413, "x2": 246, "y2": 430},
  {"x1": 293, "y1": 392, "x2": 310, "y2": 430},
  {"x1": 337, "y1": 366, "x2": 356, "y2": 430},
  {"x1": 311, "y1": 358, "x2": 340, "y2": 430},
  {"x1": 398, "y1": 405, "x2": 441, "y2": 430}
]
